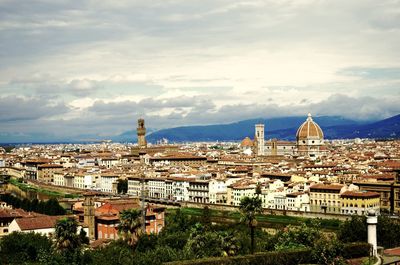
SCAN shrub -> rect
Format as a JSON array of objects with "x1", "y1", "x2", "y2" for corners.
[
  {"x1": 342, "y1": 242, "x2": 371, "y2": 259},
  {"x1": 165, "y1": 249, "x2": 312, "y2": 265}
]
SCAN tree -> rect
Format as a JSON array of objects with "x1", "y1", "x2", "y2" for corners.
[
  {"x1": 46, "y1": 198, "x2": 66, "y2": 215},
  {"x1": 255, "y1": 183, "x2": 262, "y2": 196},
  {"x1": 274, "y1": 222, "x2": 322, "y2": 250},
  {"x1": 79, "y1": 228, "x2": 90, "y2": 245},
  {"x1": 0, "y1": 231, "x2": 52, "y2": 264},
  {"x1": 118, "y1": 208, "x2": 143, "y2": 247},
  {"x1": 337, "y1": 215, "x2": 400, "y2": 248},
  {"x1": 311, "y1": 237, "x2": 347, "y2": 265},
  {"x1": 117, "y1": 179, "x2": 128, "y2": 194},
  {"x1": 239, "y1": 196, "x2": 263, "y2": 254},
  {"x1": 220, "y1": 231, "x2": 240, "y2": 256},
  {"x1": 53, "y1": 217, "x2": 81, "y2": 255},
  {"x1": 201, "y1": 206, "x2": 211, "y2": 228},
  {"x1": 337, "y1": 215, "x2": 367, "y2": 243},
  {"x1": 184, "y1": 223, "x2": 223, "y2": 258}
]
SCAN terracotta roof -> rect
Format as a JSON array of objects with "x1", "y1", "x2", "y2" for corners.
[
  {"x1": 241, "y1": 137, "x2": 253, "y2": 147},
  {"x1": 96, "y1": 201, "x2": 139, "y2": 215},
  {"x1": 310, "y1": 183, "x2": 344, "y2": 191},
  {"x1": 286, "y1": 192, "x2": 305, "y2": 197},
  {"x1": 38, "y1": 164, "x2": 63, "y2": 169},
  {"x1": 15, "y1": 215, "x2": 70, "y2": 230},
  {"x1": 296, "y1": 113, "x2": 324, "y2": 140},
  {"x1": 0, "y1": 208, "x2": 43, "y2": 219},
  {"x1": 384, "y1": 247, "x2": 400, "y2": 256},
  {"x1": 341, "y1": 191, "x2": 380, "y2": 198}
]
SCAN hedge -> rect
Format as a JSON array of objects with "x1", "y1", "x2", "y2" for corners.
[
  {"x1": 342, "y1": 242, "x2": 371, "y2": 259},
  {"x1": 165, "y1": 243, "x2": 372, "y2": 265},
  {"x1": 164, "y1": 249, "x2": 312, "y2": 265}
]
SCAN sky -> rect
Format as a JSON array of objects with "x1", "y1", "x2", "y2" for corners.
[{"x1": 0, "y1": 0, "x2": 399, "y2": 141}]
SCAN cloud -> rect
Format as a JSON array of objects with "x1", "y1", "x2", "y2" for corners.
[
  {"x1": 337, "y1": 67, "x2": 400, "y2": 80},
  {"x1": 0, "y1": 96, "x2": 70, "y2": 122},
  {"x1": 0, "y1": 0, "x2": 399, "y2": 141}
]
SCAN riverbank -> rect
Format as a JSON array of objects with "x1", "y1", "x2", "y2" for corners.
[
  {"x1": 7, "y1": 178, "x2": 81, "y2": 199},
  {"x1": 167, "y1": 207, "x2": 342, "y2": 230}
]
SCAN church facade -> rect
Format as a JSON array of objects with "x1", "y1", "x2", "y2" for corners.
[{"x1": 240, "y1": 113, "x2": 327, "y2": 159}]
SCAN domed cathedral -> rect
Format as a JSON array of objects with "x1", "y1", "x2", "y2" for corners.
[{"x1": 296, "y1": 113, "x2": 326, "y2": 159}]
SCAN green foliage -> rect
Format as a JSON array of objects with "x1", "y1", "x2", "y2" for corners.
[
  {"x1": 165, "y1": 249, "x2": 313, "y2": 265},
  {"x1": 274, "y1": 222, "x2": 322, "y2": 250},
  {"x1": 239, "y1": 197, "x2": 263, "y2": 225},
  {"x1": 0, "y1": 193, "x2": 66, "y2": 215},
  {"x1": 342, "y1": 242, "x2": 371, "y2": 259},
  {"x1": 337, "y1": 215, "x2": 400, "y2": 248},
  {"x1": 0, "y1": 232, "x2": 52, "y2": 264},
  {"x1": 337, "y1": 215, "x2": 367, "y2": 243},
  {"x1": 118, "y1": 208, "x2": 142, "y2": 247},
  {"x1": 79, "y1": 228, "x2": 90, "y2": 245},
  {"x1": 135, "y1": 233, "x2": 158, "y2": 252},
  {"x1": 311, "y1": 237, "x2": 346, "y2": 265},
  {"x1": 201, "y1": 206, "x2": 212, "y2": 227},
  {"x1": 84, "y1": 240, "x2": 134, "y2": 265},
  {"x1": 53, "y1": 217, "x2": 82, "y2": 260},
  {"x1": 163, "y1": 208, "x2": 197, "y2": 234},
  {"x1": 117, "y1": 179, "x2": 128, "y2": 194},
  {"x1": 239, "y1": 196, "x2": 263, "y2": 254},
  {"x1": 377, "y1": 215, "x2": 400, "y2": 248}
]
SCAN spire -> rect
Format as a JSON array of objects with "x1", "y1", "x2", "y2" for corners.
[{"x1": 307, "y1": 113, "x2": 313, "y2": 121}]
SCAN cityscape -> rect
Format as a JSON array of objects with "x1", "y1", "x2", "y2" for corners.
[{"x1": 1, "y1": 1, "x2": 400, "y2": 265}]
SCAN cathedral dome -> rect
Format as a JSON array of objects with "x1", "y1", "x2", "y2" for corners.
[
  {"x1": 296, "y1": 113, "x2": 324, "y2": 140},
  {"x1": 241, "y1": 137, "x2": 253, "y2": 147}
]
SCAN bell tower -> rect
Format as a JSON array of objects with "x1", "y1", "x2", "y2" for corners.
[
  {"x1": 137, "y1": 118, "x2": 147, "y2": 148},
  {"x1": 83, "y1": 192, "x2": 96, "y2": 240},
  {"x1": 255, "y1": 124, "x2": 265, "y2": 156}
]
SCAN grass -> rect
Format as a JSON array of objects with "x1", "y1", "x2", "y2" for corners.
[
  {"x1": 167, "y1": 207, "x2": 341, "y2": 230},
  {"x1": 8, "y1": 178, "x2": 81, "y2": 199}
]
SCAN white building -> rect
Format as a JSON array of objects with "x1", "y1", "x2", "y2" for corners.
[
  {"x1": 98, "y1": 157, "x2": 120, "y2": 168},
  {"x1": 76, "y1": 156, "x2": 96, "y2": 168},
  {"x1": 171, "y1": 177, "x2": 190, "y2": 202},
  {"x1": 127, "y1": 177, "x2": 142, "y2": 196},
  {"x1": 74, "y1": 174, "x2": 85, "y2": 189},
  {"x1": 99, "y1": 174, "x2": 119, "y2": 193},
  {"x1": 188, "y1": 179, "x2": 210, "y2": 203},
  {"x1": 53, "y1": 172, "x2": 65, "y2": 186},
  {"x1": 286, "y1": 192, "x2": 310, "y2": 211},
  {"x1": 148, "y1": 178, "x2": 167, "y2": 199},
  {"x1": 209, "y1": 179, "x2": 227, "y2": 204},
  {"x1": 8, "y1": 216, "x2": 88, "y2": 237}
]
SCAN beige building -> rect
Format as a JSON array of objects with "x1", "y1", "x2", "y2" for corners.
[
  {"x1": 309, "y1": 183, "x2": 346, "y2": 214},
  {"x1": 37, "y1": 164, "x2": 63, "y2": 183},
  {"x1": 340, "y1": 191, "x2": 380, "y2": 215}
]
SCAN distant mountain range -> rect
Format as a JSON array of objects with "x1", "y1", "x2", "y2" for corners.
[
  {"x1": 1, "y1": 114, "x2": 399, "y2": 144},
  {"x1": 143, "y1": 114, "x2": 400, "y2": 142}
]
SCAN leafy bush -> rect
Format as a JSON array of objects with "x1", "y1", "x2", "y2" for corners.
[
  {"x1": 0, "y1": 232, "x2": 52, "y2": 264},
  {"x1": 165, "y1": 249, "x2": 312, "y2": 265},
  {"x1": 342, "y1": 242, "x2": 371, "y2": 259}
]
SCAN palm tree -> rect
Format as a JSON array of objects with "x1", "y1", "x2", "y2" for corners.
[
  {"x1": 239, "y1": 196, "x2": 262, "y2": 254},
  {"x1": 53, "y1": 217, "x2": 81, "y2": 254},
  {"x1": 118, "y1": 209, "x2": 142, "y2": 247},
  {"x1": 220, "y1": 231, "x2": 239, "y2": 256}
]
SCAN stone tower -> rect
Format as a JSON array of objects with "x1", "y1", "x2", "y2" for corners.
[
  {"x1": 255, "y1": 124, "x2": 265, "y2": 156},
  {"x1": 137, "y1": 118, "x2": 147, "y2": 148},
  {"x1": 83, "y1": 192, "x2": 96, "y2": 240}
]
